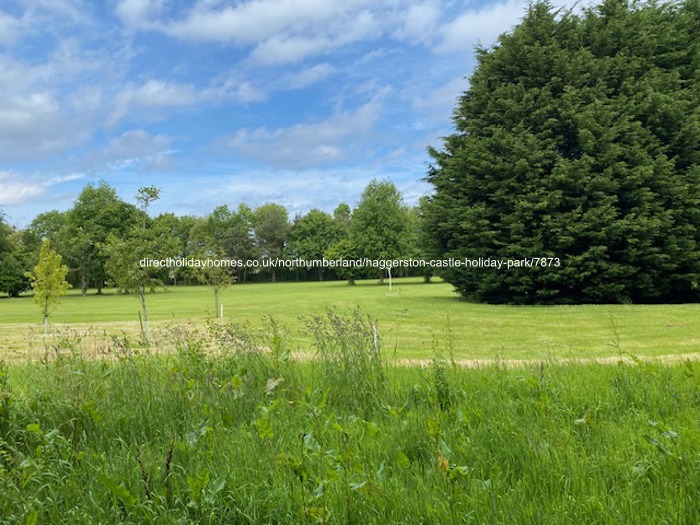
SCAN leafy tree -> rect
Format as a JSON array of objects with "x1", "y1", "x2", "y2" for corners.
[
  {"x1": 26, "y1": 240, "x2": 69, "y2": 334},
  {"x1": 0, "y1": 219, "x2": 31, "y2": 297},
  {"x1": 65, "y1": 182, "x2": 140, "y2": 295},
  {"x1": 425, "y1": 0, "x2": 700, "y2": 304},
  {"x1": 188, "y1": 212, "x2": 236, "y2": 315},
  {"x1": 23, "y1": 211, "x2": 67, "y2": 248},
  {"x1": 136, "y1": 185, "x2": 160, "y2": 227},
  {"x1": 154, "y1": 213, "x2": 198, "y2": 285},
  {"x1": 350, "y1": 180, "x2": 412, "y2": 283},
  {"x1": 288, "y1": 209, "x2": 344, "y2": 280},
  {"x1": 196, "y1": 205, "x2": 257, "y2": 283},
  {"x1": 102, "y1": 187, "x2": 178, "y2": 343},
  {"x1": 193, "y1": 250, "x2": 235, "y2": 317},
  {"x1": 0, "y1": 251, "x2": 30, "y2": 297},
  {"x1": 333, "y1": 203, "x2": 352, "y2": 230},
  {"x1": 325, "y1": 238, "x2": 363, "y2": 285},
  {"x1": 254, "y1": 203, "x2": 290, "y2": 282}
]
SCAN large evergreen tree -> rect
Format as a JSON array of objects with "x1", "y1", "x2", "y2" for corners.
[{"x1": 425, "y1": 0, "x2": 700, "y2": 304}]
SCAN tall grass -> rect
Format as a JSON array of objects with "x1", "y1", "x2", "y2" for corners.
[{"x1": 1, "y1": 312, "x2": 699, "y2": 524}]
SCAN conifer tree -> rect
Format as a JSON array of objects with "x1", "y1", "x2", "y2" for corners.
[{"x1": 425, "y1": 0, "x2": 700, "y2": 303}]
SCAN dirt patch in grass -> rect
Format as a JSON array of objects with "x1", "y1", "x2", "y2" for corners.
[{"x1": 394, "y1": 352, "x2": 700, "y2": 368}]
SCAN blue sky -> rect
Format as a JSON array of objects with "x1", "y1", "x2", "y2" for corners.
[{"x1": 0, "y1": 0, "x2": 582, "y2": 227}]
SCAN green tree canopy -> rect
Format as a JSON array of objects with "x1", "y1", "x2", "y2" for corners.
[
  {"x1": 65, "y1": 181, "x2": 140, "y2": 295},
  {"x1": 0, "y1": 219, "x2": 31, "y2": 297},
  {"x1": 425, "y1": 0, "x2": 700, "y2": 304},
  {"x1": 288, "y1": 209, "x2": 344, "y2": 280},
  {"x1": 254, "y1": 203, "x2": 290, "y2": 282},
  {"x1": 350, "y1": 180, "x2": 412, "y2": 282},
  {"x1": 195, "y1": 204, "x2": 257, "y2": 283}
]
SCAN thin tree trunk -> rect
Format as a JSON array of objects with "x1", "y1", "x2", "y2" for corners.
[
  {"x1": 139, "y1": 287, "x2": 149, "y2": 344},
  {"x1": 43, "y1": 315, "x2": 49, "y2": 335}
]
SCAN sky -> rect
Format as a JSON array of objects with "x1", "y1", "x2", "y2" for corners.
[{"x1": 0, "y1": 0, "x2": 584, "y2": 227}]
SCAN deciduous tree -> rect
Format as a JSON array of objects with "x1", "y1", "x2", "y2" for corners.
[
  {"x1": 27, "y1": 240, "x2": 69, "y2": 334},
  {"x1": 350, "y1": 180, "x2": 412, "y2": 283},
  {"x1": 254, "y1": 203, "x2": 290, "y2": 283},
  {"x1": 102, "y1": 188, "x2": 178, "y2": 343}
]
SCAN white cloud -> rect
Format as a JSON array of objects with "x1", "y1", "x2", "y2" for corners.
[
  {"x1": 247, "y1": 9, "x2": 379, "y2": 65},
  {"x1": 413, "y1": 76, "x2": 467, "y2": 125},
  {"x1": 437, "y1": 0, "x2": 525, "y2": 53},
  {"x1": 102, "y1": 129, "x2": 171, "y2": 159},
  {"x1": 26, "y1": 0, "x2": 89, "y2": 24},
  {"x1": 0, "y1": 11, "x2": 24, "y2": 45},
  {"x1": 109, "y1": 80, "x2": 197, "y2": 124},
  {"x1": 0, "y1": 92, "x2": 91, "y2": 160},
  {"x1": 392, "y1": 2, "x2": 441, "y2": 43},
  {"x1": 116, "y1": 0, "x2": 387, "y2": 65},
  {"x1": 249, "y1": 35, "x2": 329, "y2": 65},
  {"x1": 161, "y1": 0, "x2": 347, "y2": 43},
  {"x1": 81, "y1": 129, "x2": 173, "y2": 172},
  {"x1": 217, "y1": 80, "x2": 267, "y2": 104},
  {"x1": 228, "y1": 97, "x2": 382, "y2": 168},
  {"x1": 115, "y1": 0, "x2": 163, "y2": 28},
  {"x1": 122, "y1": 79, "x2": 197, "y2": 108},
  {"x1": 284, "y1": 63, "x2": 334, "y2": 89},
  {"x1": 357, "y1": 47, "x2": 401, "y2": 64},
  {"x1": 0, "y1": 170, "x2": 84, "y2": 206},
  {"x1": 109, "y1": 76, "x2": 266, "y2": 125},
  {"x1": 0, "y1": 181, "x2": 45, "y2": 205}
]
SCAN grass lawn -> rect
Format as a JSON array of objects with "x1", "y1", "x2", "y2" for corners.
[{"x1": 1, "y1": 278, "x2": 699, "y2": 360}]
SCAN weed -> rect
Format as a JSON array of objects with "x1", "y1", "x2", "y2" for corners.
[{"x1": 303, "y1": 309, "x2": 386, "y2": 414}]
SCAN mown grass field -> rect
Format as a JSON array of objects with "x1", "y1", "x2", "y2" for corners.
[
  {"x1": 1, "y1": 278, "x2": 699, "y2": 361},
  {"x1": 1, "y1": 314, "x2": 699, "y2": 524}
]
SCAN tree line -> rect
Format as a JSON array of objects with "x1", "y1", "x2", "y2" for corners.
[{"x1": 0, "y1": 179, "x2": 430, "y2": 299}]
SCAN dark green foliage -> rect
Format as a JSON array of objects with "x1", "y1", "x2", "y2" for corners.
[
  {"x1": 0, "y1": 250, "x2": 30, "y2": 297},
  {"x1": 425, "y1": 0, "x2": 700, "y2": 303},
  {"x1": 287, "y1": 209, "x2": 345, "y2": 280},
  {"x1": 254, "y1": 203, "x2": 291, "y2": 282},
  {"x1": 0, "y1": 221, "x2": 31, "y2": 297},
  {"x1": 324, "y1": 238, "x2": 363, "y2": 285},
  {"x1": 350, "y1": 180, "x2": 413, "y2": 282},
  {"x1": 63, "y1": 182, "x2": 141, "y2": 295}
]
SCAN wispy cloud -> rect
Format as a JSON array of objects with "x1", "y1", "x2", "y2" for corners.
[
  {"x1": 227, "y1": 95, "x2": 383, "y2": 168},
  {"x1": 0, "y1": 171, "x2": 85, "y2": 207}
]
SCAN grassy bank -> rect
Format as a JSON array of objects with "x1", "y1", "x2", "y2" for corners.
[
  {"x1": 1, "y1": 279, "x2": 699, "y2": 360},
  {"x1": 1, "y1": 313, "x2": 699, "y2": 524}
]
